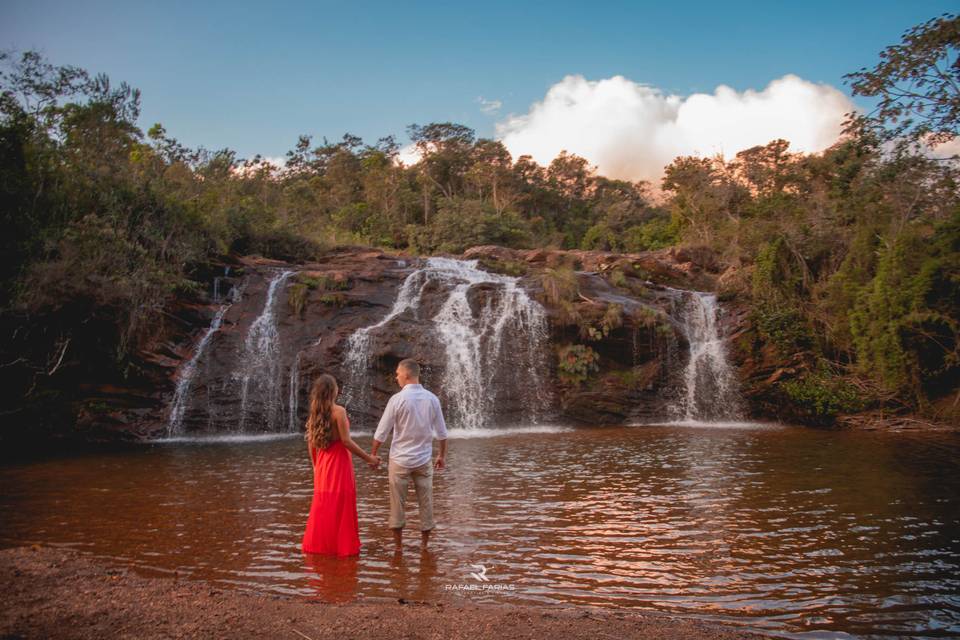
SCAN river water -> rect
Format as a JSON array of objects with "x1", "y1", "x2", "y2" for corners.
[{"x1": 1, "y1": 422, "x2": 958, "y2": 638}]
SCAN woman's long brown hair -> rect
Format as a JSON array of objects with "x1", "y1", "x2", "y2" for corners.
[{"x1": 305, "y1": 374, "x2": 338, "y2": 450}]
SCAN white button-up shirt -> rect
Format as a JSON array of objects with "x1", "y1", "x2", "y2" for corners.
[{"x1": 373, "y1": 383, "x2": 448, "y2": 469}]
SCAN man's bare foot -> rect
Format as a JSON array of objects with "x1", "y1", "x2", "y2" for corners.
[{"x1": 392, "y1": 527, "x2": 403, "y2": 547}]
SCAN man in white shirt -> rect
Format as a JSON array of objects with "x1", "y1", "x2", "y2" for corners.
[{"x1": 371, "y1": 358, "x2": 448, "y2": 548}]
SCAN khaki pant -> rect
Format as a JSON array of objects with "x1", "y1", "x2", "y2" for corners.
[{"x1": 388, "y1": 460, "x2": 434, "y2": 531}]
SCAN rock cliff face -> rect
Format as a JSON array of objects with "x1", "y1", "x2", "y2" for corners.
[
  {"x1": 159, "y1": 244, "x2": 745, "y2": 437},
  {"x1": 5, "y1": 243, "x2": 766, "y2": 445}
]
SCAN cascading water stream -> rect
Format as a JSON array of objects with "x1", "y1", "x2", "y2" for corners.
[
  {"x1": 667, "y1": 289, "x2": 744, "y2": 423},
  {"x1": 167, "y1": 304, "x2": 231, "y2": 437},
  {"x1": 212, "y1": 266, "x2": 231, "y2": 303},
  {"x1": 238, "y1": 270, "x2": 294, "y2": 431},
  {"x1": 342, "y1": 258, "x2": 550, "y2": 430},
  {"x1": 340, "y1": 265, "x2": 436, "y2": 414},
  {"x1": 287, "y1": 350, "x2": 302, "y2": 433}
]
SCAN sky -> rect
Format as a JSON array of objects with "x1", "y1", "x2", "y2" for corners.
[{"x1": 3, "y1": 1, "x2": 956, "y2": 182}]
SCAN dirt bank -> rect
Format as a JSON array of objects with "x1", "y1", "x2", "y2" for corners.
[{"x1": 0, "y1": 545, "x2": 767, "y2": 640}]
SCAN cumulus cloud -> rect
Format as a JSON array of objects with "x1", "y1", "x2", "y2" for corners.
[
  {"x1": 930, "y1": 136, "x2": 960, "y2": 159},
  {"x1": 397, "y1": 143, "x2": 421, "y2": 166},
  {"x1": 495, "y1": 74, "x2": 856, "y2": 184}
]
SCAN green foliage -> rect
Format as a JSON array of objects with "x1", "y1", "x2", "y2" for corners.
[
  {"x1": 582, "y1": 215, "x2": 681, "y2": 253},
  {"x1": 288, "y1": 283, "x2": 309, "y2": 316},
  {"x1": 752, "y1": 304, "x2": 815, "y2": 355},
  {"x1": 317, "y1": 293, "x2": 346, "y2": 306},
  {"x1": 557, "y1": 344, "x2": 600, "y2": 385},
  {"x1": 607, "y1": 269, "x2": 628, "y2": 288},
  {"x1": 408, "y1": 198, "x2": 533, "y2": 253},
  {"x1": 781, "y1": 361, "x2": 866, "y2": 422},
  {"x1": 578, "y1": 303, "x2": 623, "y2": 341},
  {"x1": 582, "y1": 223, "x2": 619, "y2": 251},
  {"x1": 298, "y1": 275, "x2": 323, "y2": 289},
  {"x1": 752, "y1": 236, "x2": 805, "y2": 302},
  {"x1": 622, "y1": 216, "x2": 682, "y2": 251},
  {"x1": 477, "y1": 257, "x2": 529, "y2": 277},
  {"x1": 844, "y1": 13, "x2": 959, "y2": 145},
  {"x1": 298, "y1": 273, "x2": 350, "y2": 291},
  {"x1": 850, "y1": 214, "x2": 960, "y2": 402},
  {"x1": 631, "y1": 306, "x2": 663, "y2": 328},
  {"x1": 655, "y1": 321, "x2": 675, "y2": 337},
  {"x1": 540, "y1": 265, "x2": 579, "y2": 307}
]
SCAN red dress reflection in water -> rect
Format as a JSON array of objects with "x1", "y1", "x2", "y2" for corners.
[
  {"x1": 302, "y1": 437, "x2": 361, "y2": 556},
  {"x1": 303, "y1": 549, "x2": 360, "y2": 602}
]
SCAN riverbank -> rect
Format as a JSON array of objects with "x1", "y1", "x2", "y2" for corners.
[{"x1": 1, "y1": 545, "x2": 766, "y2": 640}]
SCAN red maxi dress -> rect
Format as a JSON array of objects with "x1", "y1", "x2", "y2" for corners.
[{"x1": 301, "y1": 438, "x2": 361, "y2": 556}]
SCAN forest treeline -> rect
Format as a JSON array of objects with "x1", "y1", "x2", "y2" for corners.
[{"x1": 1, "y1": 14, "x2": 958, "y2": 425}]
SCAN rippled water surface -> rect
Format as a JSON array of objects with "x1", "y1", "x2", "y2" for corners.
[{"x1": 2, "y1": 423, "x2": 959, "y2": 638}]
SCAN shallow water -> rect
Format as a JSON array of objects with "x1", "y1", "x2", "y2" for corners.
[{"x1": 1, "y1": 423, "x2": 959, "y2": 638}]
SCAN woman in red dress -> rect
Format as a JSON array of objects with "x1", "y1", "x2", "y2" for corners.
[{"x1": 302, "y1": 374, "x2": 380, "y2": 556}]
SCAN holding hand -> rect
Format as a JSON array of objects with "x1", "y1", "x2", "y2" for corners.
[{"x1": 367, "y1": 454, "x2": 382, "y2": 470}]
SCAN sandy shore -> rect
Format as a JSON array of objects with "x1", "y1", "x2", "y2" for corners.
[{"x1": 0, "y1": 545, "x2": 768, "y2": 639}]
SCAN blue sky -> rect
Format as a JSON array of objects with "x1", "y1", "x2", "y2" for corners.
[{"x1": 3, "y1": 1, "x2": 955, "y2": 164}]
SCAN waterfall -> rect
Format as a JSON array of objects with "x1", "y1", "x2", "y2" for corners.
[
  {"x1": 166, "y1": 280, "x2": 244, "y2": 436},
  {"x1": 432, "y1": 259, "x2": 549, "y2": 430},
  {"x1": 239, "y1": 270, "x2": 293, "y2": 431},
  {"x1": 166, "y1": 304, "x2": 231, "y2": 437},
  {"x1": 342, "y1": 258, "x2": 550, "y2": 430},
  {"x1": 340, "y1": 264, "x2": 438, "y2": 414},
  {"x1": 212, "y1": 266, "x2": 231, "y2": 303},
  {"x1": 288, "y1": 350, "x2": 302, "y2": 433},
  {"x1": 668, "y1": 290, "x2": 744, "y2": 422}
]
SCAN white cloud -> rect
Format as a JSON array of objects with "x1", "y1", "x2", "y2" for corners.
[
  {"x1": 495, "y1": 74, "x2": 856, "y2": 184},
  {"x1": 930, "y1": 136, "x2": 960, "y2": 159},
  {"x1": 396, "y1": 143, "x2": 421, "y2": 166},
  {"x1": 230, "y1": 155, "x2": 287, "y2": 177},
  {"x1": 477, "y1": 96, "x2": 503, "y2": 115}
]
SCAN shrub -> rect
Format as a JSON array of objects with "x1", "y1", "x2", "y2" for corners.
[
  {"x1": 288, "y1": 283, "x2": 309, "y2": 316},
  {"x1": 781, "y1": 362, "x2": 866, "y2": 423},
  {"x1": 752, "y1": 304, "x2": 815, "y2": 355},
  {"x1": 540, "y1": 265, "x2": 578, "y2": 306},
  {"x1": 578, "y1": 303, "x2": 623, "y2": 341},
  {"x1": 298, "y1": 273, "x2": 350, "y2": 291},
  {"x1": 557, "y1": 344, "x2": 600, "y2": 385},
  {"x1": 478, "y1": 257, "x2": 528, "y2": 277},
  {"x1": 607, "y1": 269, "x2": 628, "y2": 288},
  {"x1": 582, "y1": 223, "x2": 618, "y2": 251},
  {"x1": 317, "y1": 293, "x2": 346, "y2": 306},
  {"x1": 622, "y1": 216, "x2": 682, "y2": 251}
]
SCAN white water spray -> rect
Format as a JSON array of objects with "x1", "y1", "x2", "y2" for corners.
[
  {"x1": 239, "y1": 270, "x2": 293, "y2": 431},
  {"x1": 668, "y1": 290, "x2": 744, "y2": 422}
]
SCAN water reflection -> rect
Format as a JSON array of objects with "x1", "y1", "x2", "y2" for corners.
[
  {"x1": 302, "y1": 553, "x2": 358, "y2": 603},
  {"x1": 1, "y1": 424, "x2": 958, "y2": 638}
]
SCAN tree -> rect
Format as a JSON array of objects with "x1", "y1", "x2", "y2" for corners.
[
  {"x1": 466, "y1": 139, "x2": 518, "y2": 216},
  {"x1": 661, "y1": 156, "x2": 737, "y2": 242},
  {"x1": 844, "y1": 13, "x2": 959, "y2": 145},
  {"x1": 406, "y1": 122, "x2": 476, "y2": 223},
  {"x1": 732, "y1": 139, "x2": 801, "y2": 197}
]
